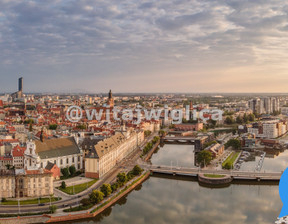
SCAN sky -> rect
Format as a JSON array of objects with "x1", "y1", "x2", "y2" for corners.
[{"x1": 1, "y1": 0, "x2": 288, "y2": 93}]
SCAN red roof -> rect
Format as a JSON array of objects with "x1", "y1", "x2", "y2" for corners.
[
  {"x1": 12, "y1": 145, "x2": 25, "y2": 157},
  {"x1": 0, "y1": 100, "x2": 3, "y2": 107},
  {"x1": 0, "y1": 156, "x2": 13, "y2": 161}
]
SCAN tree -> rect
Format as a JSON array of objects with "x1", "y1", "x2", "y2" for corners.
[
  {"x1": 132, "y1": 165, "x2": 143, "y2": 176},
  {"x1": 207, "y1": 119, "x2": 217, "y2": 129},
  {"x1": 144, "y1": 130, "x2": 151, "y2": 137},
  {"x1": 159, "y1": 130, "x2": 166, "y2": 137},
  {"x1": 196, "y1": 151, "x2": 212, "y2": 167},
  {"x1": 61, "y1": 181, "x2": 66, "y2": 189},
  {"x1": 236, "y1": 116, "x2": 243, "y2": 124},
  {"x1": 5, "y1": 164, "x2": 11, "y2": 170},
  {"x1": 225, "y1": 139, "x2": 241, "y2": 150},
  {"x1": 69, "y1": 166, "x2": 76, "y2": 176},
  {"x1": 243, "y1": 113, "x2": 248, "y2": 123},
  {"x1": 100, "y1": 184, "x2": 112, "y2": 197},
  {"x1": 76, "y1": 124, "x2": 86, "y2": 130},
  {"x1": 61, "y1": 168, "x2": 70, "y2": 178},
  {"x1": 248, "y1": 113, "x2": 255, "y2": 122},
  {"x1": 80, "y1": 198, "x2": 92, "y2": 207},
  {"x1": 225, "y1": 116, "x2": 234, "y2": 125},
  {"x1": 89, "y1": 190, "x2": 104, "y2": 204},
  {"x1": 49, "y1": 205, "x2": 57, "y2": 214},
  {"x1": 117, "y1": 172, "x2": 128, "y2": 186},
  {"x1": 111, "y1": 182, "x2": 119, "y2": 192},
  {"x1": 29, "y1": 123, "x2": 33, "y2": 132},
  {"x1": 49, "y1": 124, "x2": 58, "y2": 130}
]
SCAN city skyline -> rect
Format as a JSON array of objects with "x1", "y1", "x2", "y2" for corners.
[{"x1": 1, "y1": 0, "x2": 288, "y2": 93}]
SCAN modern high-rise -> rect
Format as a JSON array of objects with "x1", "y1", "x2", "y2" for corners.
[{"x1": 18, "y1": 77, "x2": 23, "y2": 92}]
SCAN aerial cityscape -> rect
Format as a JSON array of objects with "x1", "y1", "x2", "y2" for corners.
[{"x1": 1, "y1": 1, "x2": 288, "y2": 224}]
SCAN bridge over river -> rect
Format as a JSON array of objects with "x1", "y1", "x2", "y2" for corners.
[
  {"x1": 148, "y1": 165, "x2": 282, "y2": 181},
  {"x1": 163, "y1": 136, "x2": 206, "y2": 151}
]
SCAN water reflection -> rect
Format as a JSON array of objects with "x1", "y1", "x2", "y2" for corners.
[
  {"x1": 150, "y1": 144, "x2": 196, "y2": 168},
  {"x1": 240, "y1": 148, "x2": 288, "y2": 172},
  {"x1": 69, "y1": 177, "x2": 281, "y2": 224}
]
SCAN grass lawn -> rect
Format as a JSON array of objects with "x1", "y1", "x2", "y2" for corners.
[
  {"x1": 222, "y1": 151, "x2": 240, "y2": 169},
  {"x1": 59, "y1": 179, "x2": 98, "y2": 195},
  {"x1": 2, "y1": 197, "x2": 61, "y2": 205},
  {"x1": 204, "y1": 174, "x2": 226, "y2": 178}
]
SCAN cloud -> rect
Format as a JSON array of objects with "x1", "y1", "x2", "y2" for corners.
[{"x1": 1, "y1": 0, "x2": 288, "y2": 92}]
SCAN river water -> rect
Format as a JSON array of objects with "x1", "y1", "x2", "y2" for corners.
[{"x1": 70, "y1": 144, "x2": 283, "y2": 224}]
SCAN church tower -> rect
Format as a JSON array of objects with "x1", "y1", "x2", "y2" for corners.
[{"x1": 107, "y1": 89, "x2": 114, "y2": 107}]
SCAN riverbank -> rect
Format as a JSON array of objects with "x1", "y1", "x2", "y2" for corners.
[
  {"x1": 45, "y1": 171, "x2": 150, "y2": 223},
  {"x1": 144, "y1": 140, "x2": 160, "y2": 162}
]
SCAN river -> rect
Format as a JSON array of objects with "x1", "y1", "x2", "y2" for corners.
[{"x1": 69, "y1": 144, "x2": 283, "y2": 224}]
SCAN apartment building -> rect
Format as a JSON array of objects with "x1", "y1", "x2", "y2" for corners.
[{"x1": 85, "y1": 130, "x2": 144, "y2": 179}]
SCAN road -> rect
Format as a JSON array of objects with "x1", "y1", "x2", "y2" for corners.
[{"x1": 0, "y1": 132, "x2": 157, "y2": 214}]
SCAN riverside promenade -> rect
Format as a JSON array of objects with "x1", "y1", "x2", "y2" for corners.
[{"x1": 0, "y1": 172, "x2": 150, "y2": 224}]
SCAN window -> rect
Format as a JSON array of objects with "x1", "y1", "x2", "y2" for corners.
[
  {"x1": 60, "y1": 159, "x2": 63, "y2": 165},
  {"x1": 66, "y1": 158, "x2": 69, "y2": 164},
  {"x1": 72, "y1": 157, "x2": 74, "y2": 163}
]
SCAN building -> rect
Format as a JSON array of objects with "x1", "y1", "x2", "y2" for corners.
[
  {"x1": 85, "y1": 130, "x2": 143, "y2": 179},
  {"x1": 205, "y1": 143, "x2": 224, "y2": 158},
  {"x1": 174, "y1": 123, "x2": 203, "y2": 131},
  {"x1": 107, "y1": 90, "x2": 114, "y2": 107},
  {"x1": 15, "y1": 169, "x2": 53, "y2": 198},
  {"x1": 0, "y1": 170, "x2": 16, "y2": 198},
  {"x1": 45, "y1": 162, "x2": 61, "y2": 180},
  {"x1": 12, "y1": 145, "x2": 25, "y2": 169},
  {"x1": 34, "y1": 137, "x2": 83, "y2": 170}
]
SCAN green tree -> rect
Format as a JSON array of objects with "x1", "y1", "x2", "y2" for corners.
[
  {"x1": 243, "y1": 113, "x2": 248, "y2": 123},
  {"x1": 236, "y1": 116, "x2": 243, "y2": 124},
  {"x1": 69, "y1": 166, "x2": 76, "y2": 176},
  {"x1": 144, "y1": 130, "x2": 152, "y2": 137},
  {"x1": 196, "y1": 151, "x2": 212, "y2": 167},
  {"x1": 117, "y1": 172, "x2": 128, "y2": 186},
  {"x1": 132, "y1": 165, "x2": 143, "y2": 176},
  {"x1": 29, "y1": 123, "x2": 33, "y2": 132},
  {"x1": 100, "y1": 184, "x2": 112, "y2": 197},
  {"x1": 76, "y1": 124, "x2": 86, "y2": 130},
  {"x1": 49, "y1": 124, "x2": 58, "y2": 130},
  {"x1": 49, "y1": 205, "x2": 57, "y2": 214},
  {"x1": 225, "y1": 139, "x2": 241, "y2": 150},
  {"x1": 89, "y1": 190, "x2": 104, "y2": 204},
  {"x1": 248, "y1": 113, "x2": 255, "y2": 122},
  {"x1": 225, "y1": 116, "x2": 234, "y2": 125},
  {"x1": 61, "y1": 168, "x2": 70, "y2": 178},
  {"x1": 159, "y1": 130, "x2": 166, "y2": 137},
  {"x1": 24, "y1": 119, "x2": 34, "y2": 124},
  {"x1": 80, "y1": 198, "x2": 92, "y2": 207},
  {"x1": 111, "y1": 182, "x2": 119, "y2": 192},
  {"x1": 207, "y1": 119, "x2": 217, "y2": 129},
  {"x1": 5, "y1": 164, "x2": 11, "y2": 170},
  {"x1": 61, "y1": 181, "x2": 66, "y2": 189}
]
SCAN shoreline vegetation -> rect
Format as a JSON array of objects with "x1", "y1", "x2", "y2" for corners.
[{"x1": 63, "y1": 165, "x2": 145, "y2": 213}]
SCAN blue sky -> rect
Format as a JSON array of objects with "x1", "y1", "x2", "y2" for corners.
[{"x1": 1, "y1": 0, "x2": 288, "y2": 93}]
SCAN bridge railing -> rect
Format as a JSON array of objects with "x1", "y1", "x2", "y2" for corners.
[{"x1": 149, "y1": 165, "x2": 282, "y2": 177}]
